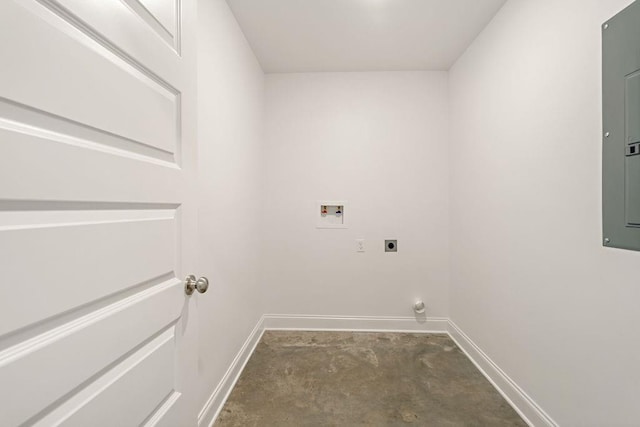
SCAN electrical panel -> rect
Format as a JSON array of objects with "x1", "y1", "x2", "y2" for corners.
[{"x1": 603, "y1": 1, "x2": 640, "y2": 250}]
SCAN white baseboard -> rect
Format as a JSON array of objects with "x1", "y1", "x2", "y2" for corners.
[
  {"x1": 262, "y1": 314, "x2": 449, "y2": 333},
  {"x1": 198, "y1": 314, "x2": 556, "y2": 427},
  {"x1": 447, "y1": 320, "x2": 558, "y2": 427},
  {"x1": 197, "y1": 316, "x2": 265, "y2": 427}
]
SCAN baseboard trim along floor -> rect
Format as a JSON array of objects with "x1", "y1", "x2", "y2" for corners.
[
  {"x1": 446, "y1": 321, "x2": 558, "y2": 427},
  {"x1": 197, "y1": 318, "x2": 265, "y2": 427},
  {"x1": 262, "y1": 314, "x2": 449, "y2": 333},
  {"x1": 198, "y1": 314, "x2": 558, "y2": 427}
]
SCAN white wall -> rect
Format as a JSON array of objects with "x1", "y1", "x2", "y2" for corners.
[
  {"x1": 449, "y1": 0, "x2": 637, "y2": 425},
  {"x1": 263, "y1": 72, "x2": 450, "y2": 319},
  {"x1": 197, "y1": 0, "x2": 264, "y2": 414}
]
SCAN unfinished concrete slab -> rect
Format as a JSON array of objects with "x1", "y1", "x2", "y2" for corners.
[{"x1": 214, "y1": 331, "x2": 527, "y2": 426}]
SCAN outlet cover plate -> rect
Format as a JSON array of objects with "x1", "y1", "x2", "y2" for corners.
[{"x1": 385, "y1": 240, "x2": 397, "y2": 252}]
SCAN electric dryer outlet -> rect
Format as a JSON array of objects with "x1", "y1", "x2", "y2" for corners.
[{"x1": 385, "y1": 240, "x2": 397, "y2": 252}]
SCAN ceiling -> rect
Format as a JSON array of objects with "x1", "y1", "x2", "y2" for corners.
[{"x1": 225, "y1": 0, "x2": 507, "y2": 73}]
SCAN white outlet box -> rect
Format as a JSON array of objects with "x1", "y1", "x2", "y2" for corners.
[{"x1": 356, "y1": 239, "x2": 365, "y2": 252}]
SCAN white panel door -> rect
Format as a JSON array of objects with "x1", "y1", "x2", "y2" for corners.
[{"x1": 0, "y1": 0, "x2": 200, "y2": 426}]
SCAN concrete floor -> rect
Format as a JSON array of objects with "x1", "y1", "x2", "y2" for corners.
[{"x1": 214, "y1": 331, "x2": 527, "y2": 426}]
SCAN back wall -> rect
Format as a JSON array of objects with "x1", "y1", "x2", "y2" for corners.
[{"x1": 262, "y1": 72, "x2": 450, "y2": 319}]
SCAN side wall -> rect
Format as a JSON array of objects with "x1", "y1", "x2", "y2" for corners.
[
  {"x1": 263, "y1": 72, "x2": 450, "y2": 320},
  {"x1": 197, "y1": 0, "x2": 265, "y2": 421},
  {"x1": 449, "y1": 0, "x2": 637, "y2": 425}
]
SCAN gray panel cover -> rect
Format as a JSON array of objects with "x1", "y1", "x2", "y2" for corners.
[{"x1": 603, "y1": 0, "x2": 640, "y2": 250}]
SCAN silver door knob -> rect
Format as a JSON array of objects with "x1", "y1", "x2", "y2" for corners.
[{"x1": 184, "y1": 275, "x2": 209, "y2": 295}]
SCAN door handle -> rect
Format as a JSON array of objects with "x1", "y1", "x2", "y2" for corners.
[{"x1": 184, "y1": 275, "x2": 209, "y2": 295}]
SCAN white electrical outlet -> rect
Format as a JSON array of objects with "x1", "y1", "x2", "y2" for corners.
[{"x1": 356, "y1": 239, "x2": 365, "y2": 252}]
